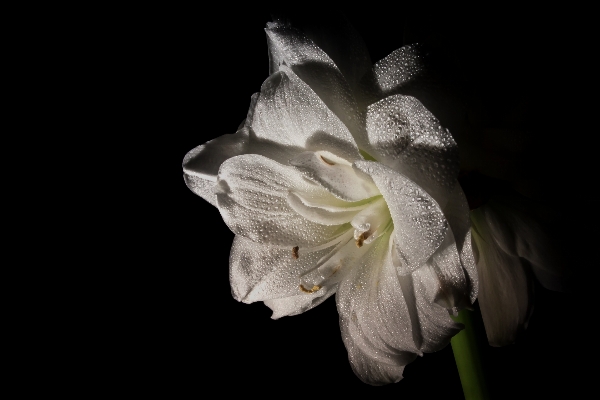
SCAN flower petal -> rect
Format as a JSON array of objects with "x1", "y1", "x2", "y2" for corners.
[
  {"x1": 268, "y1": 13, "x2": 372, "y2": 92},
  {"x1": 424, "y1": 228, "x2": 472, "y2": 312},
  {"x1": 229, "y1": 235, "x2": 335, "y2": 304},
  {"x1": 441, "y1": 182, "x2": 478, "y2": 304},
  {"x1": 372, "y1": 44, "x2": 427, "y2": 95},
  {"x1": 410, "y1": 265, "x2": 463, "y2": 353},
  {"x1": 354, "y1": 161, "x2": 449, "y2": 273},
  {"x1": 216, "y1": 154, "x2": 349, "y2": 247},
  {"x1": 480, "y1": 198, "x2": 567, "y2": 292},
  {"x1": 365, "y1": 94, "x2": 459, "y2": 208},
  {"x1": 182, "y1": 94, "x2": 261, "y2": 205},
  {"x1": 336, "y1": 231, "x2": 420, "y2": 385},
  {"x1": 287, "y1": 190, "x2": 367, "y2": 225},
  {"x1": 264, "y1": 286, "x2": 338, "y2": 319},
  {"x1": 251, "y1": 65, "x2": 361, "y2": 163},
  {"x1": 470, "y1": 207, "x2": 535, "y2": 347},
  {"x1": 182, "y1": 128, "x2": 249, "y2": 206},
  {"x1": 265, "y1": 23, "x2": 368, "y2": 149},
  {"x1": 290, "y1": 151, "x2": 380, "y2": 201}
]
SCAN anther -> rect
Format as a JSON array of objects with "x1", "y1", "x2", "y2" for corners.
[
  {"x1": 355, "y1": 231, "x2": 370, "y2": 247},
  {"x1": 299, "y1": 284, "x2": 321, "y2": 293}
]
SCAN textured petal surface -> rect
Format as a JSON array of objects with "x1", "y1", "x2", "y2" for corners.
[
  {"x1": 229, "y1": 235, "x2": 335, "y2": 304},
  {"x1": 216, "y1": 154, "x2": 349, "y2": 247},
  {"x1": 287, "y1": 190, "x2": 367, "y2": 225},
  {"x1": 411, "y1": 265, "x2": 463, "y2": 352},
  {"x1": 251, "y1": 65, "x2": 361, "y2": 162},
  {"x1": 471, "y1": 207, "x2": 534, "y2": 346},
  {"x1": 372, "y1": 45, "x2": 428, "y2": 96},
  {"x1": 337, "y1": 232, "x2": 419, "y2": 385},
  {"x1": 265, "y1": 23, "x2": 368, "y2": 149},
  {"x1": 354, "y1": 161, "x2": 448, "y2": 273},
  {"x1": 264, "y1": 285, "x2": 337, "y2": 319},
  {"x1": 291, "y1": 151, "x2": 380, "y2": 201},
  {"x1": 365, "y1": 95, "x2": 459, "y2": 208}
]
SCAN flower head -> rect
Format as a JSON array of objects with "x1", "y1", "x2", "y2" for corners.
[{"x1": 182, "y1": 14, "x2": 477, "y2": 385}]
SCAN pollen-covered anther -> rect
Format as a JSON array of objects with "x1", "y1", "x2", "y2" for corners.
[
  {"x1": 319, "y1": 155, "x2": 335, "y2": 165},
  {"x1": 355, "y1": 230, "x2": 371, "y2": 248},
  {"x1": 299, "y1": 284, "x2": 321, "y2": 293},
  {"x1": 292, "y1": 246, "x2": 299, "y2": 259}
]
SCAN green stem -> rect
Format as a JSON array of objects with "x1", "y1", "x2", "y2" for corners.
[{"x1": 451, "y1": 309, "x2": 490, "y2": 400}]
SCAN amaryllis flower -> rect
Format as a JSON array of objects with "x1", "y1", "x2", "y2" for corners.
[{"x1": 182, "y1": 15, "x2": 477, "y2": 385}]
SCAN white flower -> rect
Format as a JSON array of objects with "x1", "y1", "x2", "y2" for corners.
[{"x1": 182, "y1": 16, "x2": 477, "y2": 385}]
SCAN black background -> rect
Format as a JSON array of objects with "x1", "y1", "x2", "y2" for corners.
[{"x1": 128, "y1": 4, "x2": 591, "y2": 398}]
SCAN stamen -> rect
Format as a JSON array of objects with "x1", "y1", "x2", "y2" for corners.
[
  {"x1": 355, "y1": 230, "x2": 371, "y2": 247},
  {"x1": 292, "y1": 246, "x2": 299, "y2": 259},
  {"x1": 320, "y1": 155, "x2": 335, "y2": 165},
  {"x1": 299, "y1": 284, "x2": 321, "y2": 293}
]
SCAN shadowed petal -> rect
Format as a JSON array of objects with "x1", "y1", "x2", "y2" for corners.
[
  {"x1": 265, "y1": 22, "x2": 368, "y2": 149},
  {"x1": 365, "y1": 94, "x2": 459, "y2": 208},
  {"x1": 471, "y1": 207, "x2": 534, "y2": 346}
]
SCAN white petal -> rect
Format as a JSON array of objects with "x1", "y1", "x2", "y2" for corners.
[
  {"x1": 216, "y1": 154, "x2": 349, "y2": 247},
  {"x1": 300, "y1": 231, "x2": 368, "y2": 290},
  {"x1": 267, "y1": 14, "x2": 372, "y2": 91},
  {"x1": 336, "y1": 231, "x2": 420, "y2": 385},
  {"x1": 425, "y1": 228, "x2": 472, "y2": 311},
  {"x1": 251, "y1": 66, "x2": 361, "y2": 163},
  {"x1": 287, "y1": 191, "x2": 366, "y2": 225},
  {"x1": 265, "y1": 23, "x2": 368, "y2": 150},
  {"x1": 350, "y1": 197, "x2": 391, "y2": 244},
  {"x1": 182, "y1": 129, "x2": 249, "y2": 206},
  {"x1": 365, "y1": 95, "x2": 459, "y2": 207},
  {"x1": 471, "y1": 207, "x2": 534, "y2": 347},
  {"x1": 264, "y1": 285, "x2": 337, "y2": 319},
  {"x1": 290, "y1": 151, "x2": 380, "y2": 201},
  {"x1": 373, "y1": 44, "x2": 427, "y2": 95},
  {"x1": 442, "y1": 182, "x2": 478, "y2": 303},
  {"x1": 411, "y1": 265, "x2": 463, "y2": 352},
  {"x1": 229, "y1": 235, "x2": 336, "y2": 304},
  {"x1": 354, "y1": 161, "x2": 449, "y2": 273},
  {"x1": 182, "y1": 93, "x2": 261, "y2": 205}
]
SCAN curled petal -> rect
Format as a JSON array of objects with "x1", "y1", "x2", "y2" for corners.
[
  {"x1": 216, "y1": 154, "x2": 349, "y2": 247},
  {"x1": 354, "y1": 161, "x2": 448, "y2": 273},
  {"x1": 287, "y1": 190, "x2": 367, "y2": 226},
  {"x1": 291, "y1": 151, "x2": 380, "y2": 202},
  {"x1": 182, "y1": 128, "x2": 249, "y2": 207}
]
